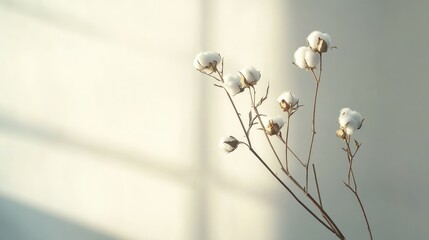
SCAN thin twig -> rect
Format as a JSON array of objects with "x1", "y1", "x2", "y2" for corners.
[
  {"x1": 249, "y1": 87, "x2": 284, "y2": 169},
  {"x1": 343, "y1": 136, "x2": 373, "y2": 240},
  {"x1": 344, "y1": 183, "x2": 373, "y2": 240},
  {"x1": 305, "y1": 54, "x2": 323, "y2": 192},
  {"x1": 312, "y1": 164, "x2": 323, "y2": 208},
  {"x1": 345, "y1": 137, "x2": 357, "y2": 190},
  {"x1": 277, "y1": 135, "x2": 306, "y2": 167},
  {"x1": 199, "y1": 70, "x2": 222, "y2": 82},
  {"x1": 305, "y1": 76, "x2": 320, "y2": 191},
  {"x1": 285, "y1": 115, "x2": 291, "y2": 172},
  {"x1": 215, "y1": 69, "x2": 252, "y2": 147}
]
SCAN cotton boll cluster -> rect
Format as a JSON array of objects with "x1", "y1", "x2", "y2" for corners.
[
  {"x1": 219, "y1": 136, "x2": 239, "y2": 153},
  {"x1": 223, "y1": 66, "x2": 261, "y2": 96},
  {"x1": 194, "y1": 51, "x2": 262, "y2": 97},
  {"x1": 337, "y1": 108, "x2": 363, "y2": 138},
  {"x1": 277, "y1": 91, "x2": 299, "y2": 114},
  {"x1": 261, "y1": 116, "x2": 285, "y2": 136},
  {"x1": 193, "y1": 51, "x2": 222, "y2": 73},
  {"x1": 293, "y1": 31, "x2": 331, "y2": 70}
]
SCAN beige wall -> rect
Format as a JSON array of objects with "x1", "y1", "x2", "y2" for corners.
[{"x1": 0, "y1": 0, "x2": 428, "y2": 239}]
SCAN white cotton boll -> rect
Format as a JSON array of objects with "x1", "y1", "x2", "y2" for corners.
[
  {"x1": 305, "y1": 50, "x2": 320, "y2": 69},
  {"x1": 219, "y1": 136, "x2": 239, "y2": 153},
  {"x1": 345, "y1": 121, "x2": 359, "y2": 135},
  {"x1": 193, "y1": 52, "x2": 205, "y2": 70},
  {"x1": 198, "y1": 53, "x2": 213, "y2": 67},
  {"x1": 194, "y1": 51, "x2": 221, "y2": 69},
  {"x1": 293, "y1": 46, "x2": 309, "y2": 69},
  {"x1": 277, "y1": 92, "x2": 298, "y2": 106},
  {"x1": 272, "y1": 116, "x2": 285, "y2": 129},
  {"x1": 321, "y1": 33, "x2": 331, "y2": 48},
  {"x1": 338, "y1": 108, "x2": 364, "y2": 136},
  {"x1": 340, "y1": 107, "x2": 351, "y2": 115},
  {"x1": 350, "y1": 111, "x2": 363, "y2": 129},
  {"x1": 205, "y1": 52, "x2": 221, "y2": 66},
  {"x1": 239, "y1": 66, "x2": 261, "y2": 86},
  {"x1": 338, "y1": 108, "x2": 351, "y2": 126},
  {"x1": 277, "y1": 91, "x2": 299, "y2": 112},
  {"x1": 224, "y1": 74, "x2": 242, "y2": 96},
  {"x1": 338, "y1": 108, "x2": 353, "y2": 127},
  {"x1": 339, "y1": 114, "x2": 357, "y2": 135},
  {"x1": 307, "y1": 31, "x2": 323, "y2": 50}
]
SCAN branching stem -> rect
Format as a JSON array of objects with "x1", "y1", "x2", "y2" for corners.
[
  {"x1": 306, "y1": 64, "x2": 321, "y2": 192},
  {"x1": 343, "y1": 138, "x2": 373, "y2": 240},
  {"x1": 248, "y1": 87, "x2": 284, "y2": 169}
]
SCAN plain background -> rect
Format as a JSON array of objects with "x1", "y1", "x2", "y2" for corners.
[{"x1": 0, "y1": 0, "x2": 428, "y2": 239}]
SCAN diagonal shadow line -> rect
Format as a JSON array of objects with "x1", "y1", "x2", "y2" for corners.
[
  {"x1": 0, "y1": 111, "x2": 195, "y2": 185},
  {"x1": 0, "y1": 111, "x2": 279, "y2": 201}
]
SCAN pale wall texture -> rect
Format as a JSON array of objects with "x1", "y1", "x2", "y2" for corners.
[{"x1": 0, "y1": 0, "x2": 428, "y2": 239}]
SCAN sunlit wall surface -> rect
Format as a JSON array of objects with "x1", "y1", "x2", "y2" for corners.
[{"x1": 0, "y1": 0, "x2": 428, "y2": 239}]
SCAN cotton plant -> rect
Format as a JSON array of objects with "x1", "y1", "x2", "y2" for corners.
[{"x1": 193, "y1": 30, "x2": 373, "y2": 240}]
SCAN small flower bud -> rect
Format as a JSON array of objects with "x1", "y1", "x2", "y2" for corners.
[
  {"x1": 219, "y1": 136, "x2": 239, "y2": 153},
  {"x1": 336, "y1": 129, "x2": 347, "y2": 140},
  {"x1": 277, "y1": 91, "x2": 299, "y2": 113},
  {"x1": 293, "y1": 46, "x2": 319, "y2": 70},
  {"x1": 338, "y1": 107, "x2": 363, "y2": 136},
  {"x1": 307, "y1": 31, "x2": 331, "y2": 53},
  {"x1": 262, "y1": 116, "x2": 285, "y2": 136},
  {"x1": 193, "y1": 51, "x2": 222, "y2": 73},
  {"x1": 238, "y1": 66, "x2": 261, "y2": 87},
  {"x1": 224, "y1": 74, "x2": 243, "y2": 96}
]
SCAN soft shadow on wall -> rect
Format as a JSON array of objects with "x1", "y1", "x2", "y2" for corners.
[{"x1": 0, "y1": 194, "x2": 116, "y2": 240}]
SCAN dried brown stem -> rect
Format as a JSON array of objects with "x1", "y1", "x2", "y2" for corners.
[
  {"x1": 345, "y1": 137, "x2": 357, "y2": 189},
  {"x1": 249, "y1": 87, "x2": 284, "y2": 169},
  {"x1": 199, "y1": 55, "x2": 348, "y2": 240},
  {"x1": 344, "y1": 183, "x2": 373, "y2": 240},
  {"x1": 276, "y1": 135, "x2": 306, "y2": 167},
  {"x1": 248, "y1": 148, "x2": 339, "y2": 237},
  {"x1": 305, "y1": 53, "x2": 323, "y2": 191},
  {"x1": 215, "y1": 68, "x2": 252, "y2": 147},
  {"x1": 306, "y1": 71, "x2": 320, "y2": 192},
  {"x1": 285, "y1": 115, "x2": 291, "y2": 172},
  {"x1": 312, "y1": 164, "x2": 323, "y2": 208},
  {"x1": 343, "y1": 137, "x2": 373, "y2": 240},
  {"x1": 281, "y1": 169, "x2": 344, "y2": 239},
  {"x1": 248, "y1": 82, "x2": 344, "y2": 239}
]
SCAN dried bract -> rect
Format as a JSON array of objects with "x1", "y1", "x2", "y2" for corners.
[
  {"x1": 307, "y1": 31, "x2": 331, "y2": 53},
  {"x1": 277, "y1": 91, "x2": 299, "y2": 114},
  {"x1": 262, "y1": 116, "x2": 285, "y2": 136}
]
